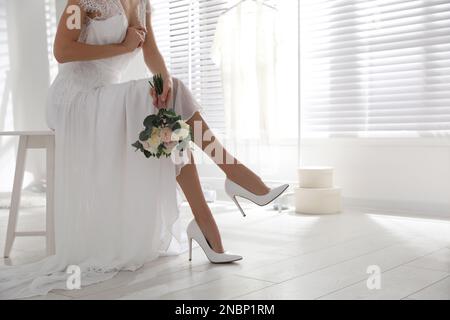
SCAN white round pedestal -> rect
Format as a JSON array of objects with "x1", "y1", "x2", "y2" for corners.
[
  {"x1": 298, "y1": 166, "x2": 334, "y2": 189},
  {"x1": 295, "y1": 187, "x2": 341, "y2": 214}
]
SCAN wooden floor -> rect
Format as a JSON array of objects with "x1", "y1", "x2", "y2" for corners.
[{"x1": 1, "y1": 200, "x2": 449, "y2": 300}]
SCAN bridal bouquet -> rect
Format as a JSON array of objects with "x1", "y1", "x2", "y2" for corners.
[{"x1": 132, "y1": 74, "x2": 192, "y2": 158}]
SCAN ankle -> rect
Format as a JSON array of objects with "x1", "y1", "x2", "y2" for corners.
[
  {"x1": 194, "y1": 214, "x2": 213, "y2": 227},
  {"x1": 194, "y1": 218, "x2": 224, "y2": 253}
]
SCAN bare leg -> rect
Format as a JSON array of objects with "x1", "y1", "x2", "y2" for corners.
[
  {"x1": 177, "y1": 152, "x2": 224, "y2": 253},
  {"x1": 187, "y1": 112, "x2": 270, "y2": 195}
]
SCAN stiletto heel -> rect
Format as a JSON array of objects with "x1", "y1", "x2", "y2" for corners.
[
  {"x1": 225, "y1": 179, "x2": 289, "y2": 217},
  {"x1": 186, "y1": 219, "x2": 242, "y2": 264},
  {"x1": 231, "y1": 196, "x2": 246, "y2": 217},
  {"x1": 188, "y1": 237, "x2": 192, "y2": 261}
]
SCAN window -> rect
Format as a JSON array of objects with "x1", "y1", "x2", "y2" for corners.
[
  {"x1": 300, "y1": 0, "x2": 450, "y2": 137},
  {"x1": 151, "y1": 0, "x2": 229, "y2": 134}
]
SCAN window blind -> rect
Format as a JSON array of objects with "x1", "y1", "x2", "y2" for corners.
[
  {"x1": 151, "y1": 0, "x2": 228, "y2": 134},
  {"x1": 300, "y1": 0, "x2": 450, "y2": 136}
]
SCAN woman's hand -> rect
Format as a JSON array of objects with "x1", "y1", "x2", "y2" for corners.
[
  {"x1": 150, "y1": 76, "x2": 173, "y2": 109},
  {"x1": 122, "y1": 27, "x2": 147, "y2": 52}
]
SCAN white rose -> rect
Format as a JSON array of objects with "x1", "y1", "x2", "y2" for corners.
[
  {"x1": 143, "y1": 128, "x2": 161, "y2": 153},
  {"x1": 172, "y1": 121, "x2": 191, "y2": 141}
]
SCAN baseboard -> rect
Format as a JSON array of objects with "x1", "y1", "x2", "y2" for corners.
[{"x1": 343, "y1": 197, "x2": 450, "y2": 220}]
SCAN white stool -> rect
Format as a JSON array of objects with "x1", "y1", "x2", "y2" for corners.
[{"x1": 1, "y1": 131, "x2": 55, "y2": 258}]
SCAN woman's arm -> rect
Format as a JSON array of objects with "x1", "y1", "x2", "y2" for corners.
[
  {"x1": 142, "y1": 9, "x2": 169, "y2": 77},
  {"x1": 54, "y1": 0, "x2": 146, "y2": 63},
  {"x1": 142, "y1": 0, "x2": 173, "y2": 108}
]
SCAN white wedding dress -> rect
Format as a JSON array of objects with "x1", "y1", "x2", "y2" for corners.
[{"x1": 0, "y1": 0, "x2": 200, "y2": 299}]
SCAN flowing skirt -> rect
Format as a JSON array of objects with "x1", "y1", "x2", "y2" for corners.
[{"x1": 0, "y1": 77, "x2": 201, "y2": 299}]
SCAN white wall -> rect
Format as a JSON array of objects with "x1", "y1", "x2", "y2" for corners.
[{"x1": 300, "y1": 137, "x2": 450, "y2": 218}]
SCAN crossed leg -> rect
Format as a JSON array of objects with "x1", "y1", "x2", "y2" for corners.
[{"x1": 176, "y1": 112, "x2": 270, "y2": 253}]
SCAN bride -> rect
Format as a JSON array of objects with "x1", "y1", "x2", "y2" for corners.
[{"x1": 0, "y1": 0, "x2": 288, "y2": 299}]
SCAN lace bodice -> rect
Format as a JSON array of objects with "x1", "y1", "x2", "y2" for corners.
[
  {"x1": 79, "y1": 0, "x2": 147, "y2": 43},
  {"x1": 79, "y1": 0, "x2": 124, "y2": 21},
  {"x1": 79, "y1": 0, "x2": 149, "y2": 22}
]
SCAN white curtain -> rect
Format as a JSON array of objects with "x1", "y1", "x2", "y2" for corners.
[
  {"x1": 211, "y1": 0, "x2": 298, "y2": 143},
  {"x1": 211, "y1": 0, "x2": 298, "y2": 179},
  {"x1": 0, "y1": 0, "x2": 55, "y2": 192},
  {"x1": 211, "y1": 0, "x2": 277, "y2": 141}
]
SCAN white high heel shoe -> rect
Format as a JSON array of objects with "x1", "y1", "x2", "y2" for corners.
[
  {"x1": 225, "y1": 179, "x2": 289, "y2": 217},
  {"x1": 187, "y1": 219, "x2": 243, "y2": 264}
]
